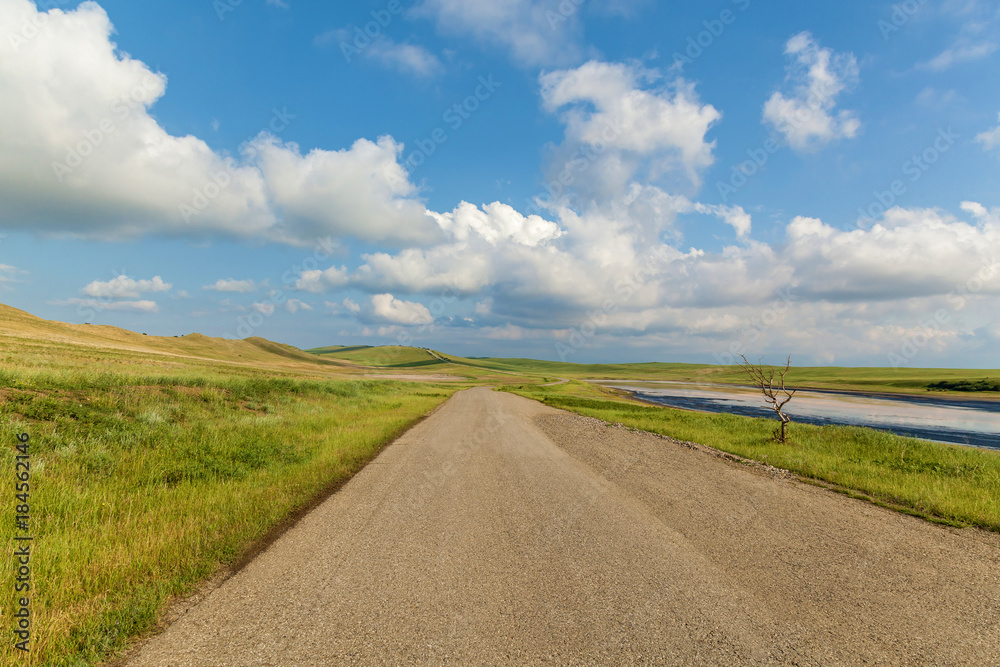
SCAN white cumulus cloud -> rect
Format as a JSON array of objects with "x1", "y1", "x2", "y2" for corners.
[
  {"x1": 540, "y1": 60, "x2": 721, "y2": 187},
  {"x1": 762, "y1": 32, "x2": 860, "y2": 153},
  {"x1": 294, "y1": 266, "x2": 349, "y2": 293},
  {"x1": 82, "y1": 275, "x2": 171, "y2": 298},
  {"x1": 371, "y1": 294, "x2": 434, "y2": 325},
  {"x1": 0, "y1": 0, "x2": 438, "y2": 247},
  {"x1": 429, "y1": 201, "x2": 562, "y2": 247}
]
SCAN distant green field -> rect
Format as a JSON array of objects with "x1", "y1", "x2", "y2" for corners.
[
  {"x1": 308, "y1": 345, "x2": 445, "y2": 368},
  {"x1": 463, "y1": 356, "x2": 1000, "y2": 396},
  {"x1": 305, "y1": 346, "x2": 537, "y2": 384},
  {"x1": 309, "y1": 346, "x2": 1000, "y2": 398}
]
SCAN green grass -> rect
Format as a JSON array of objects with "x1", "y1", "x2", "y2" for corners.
[
  {"x1": 0, "y1": 337, "x2": 337, "y2": 386},
  {"x1": 305, "y1": 346, "x2": 547, "y2": 385},
  {"x1": 308, "y1": 341, "x2": 1000, "y2": 399},
  {"x1": 307, "y1": 345, "x2": 443, "y2": 368},
  {"x1": 0, "y1": 371, "x2": 454, "y2": 666},
  {"x1": 500, "y1": 381, "x2": 1000, "y2": 532},
  {"x1": 6, "y1": 298, "x2": 998, "y2": 666},
  {"x1": 535, "y1": 360, "x2": 1000, "y2": 396}
]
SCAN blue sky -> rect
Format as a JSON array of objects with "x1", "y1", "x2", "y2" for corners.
[{"x1": 1, "y1": 0, "x2": 999, "y2": 367}]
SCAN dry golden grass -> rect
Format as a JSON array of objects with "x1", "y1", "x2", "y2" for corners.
[
  {"x1": 0, "y1": 303, "x2": 464, "y2": 666},
  {"x1": 0, "y1": 303, "x2": 354, "y2": 376}
]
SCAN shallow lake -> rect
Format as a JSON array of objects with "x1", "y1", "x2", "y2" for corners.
[{"x1": 595, "y1": 381, "x2": 1000, "y2": 451}]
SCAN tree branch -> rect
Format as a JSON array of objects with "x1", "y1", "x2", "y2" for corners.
[{"x1": 738, "y1": 353, "x2": 797, "y2": 442}]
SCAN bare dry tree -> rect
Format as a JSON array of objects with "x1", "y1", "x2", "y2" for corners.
[{"x1": 738, "y1": 354, "x2": 797, "y2": 443}]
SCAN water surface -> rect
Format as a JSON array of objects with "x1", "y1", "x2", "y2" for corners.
[{"x1": 596, "y1": 381, "x2": 1000, "y2": 450}]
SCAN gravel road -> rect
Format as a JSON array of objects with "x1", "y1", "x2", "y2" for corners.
[{"x1": 126, "y1": 387, "x2": 1000, "y2": 665}]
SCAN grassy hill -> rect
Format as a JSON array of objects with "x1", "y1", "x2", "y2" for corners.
[
  {"x1": 310, "y1": 345, "x2": 442, "y2": 367},
  {"x1": 0, "y1": 303, "x2": 348, "y2": 381}
]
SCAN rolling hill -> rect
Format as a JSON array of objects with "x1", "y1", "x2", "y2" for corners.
[{"x1": 0, "y1": 302, "x2": 345, "y2": 377}]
